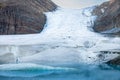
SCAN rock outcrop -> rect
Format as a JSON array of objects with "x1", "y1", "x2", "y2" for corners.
[
  {"x1": 93, "y1": 0, "x2": 120, "y2": 35},
  {"x1": 107, "y1": 56, "x2": 120, "y2": 65},
  {"x1": 0, "y1": 0, "x2": 56, "y2": 34}
]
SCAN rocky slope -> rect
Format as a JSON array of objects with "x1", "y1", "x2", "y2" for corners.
[
  {"x1": 0, "y1": 0, "x2": 56, "y2": 34},
  {"x1": 93, "y1": 0, "x2": 120, "y2": 35},
  {"x1": 93, "y1": 0, "x2": 120, "y2": 65}
]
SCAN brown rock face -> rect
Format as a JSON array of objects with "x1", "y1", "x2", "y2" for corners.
[
  {"x1": 0, "y1": 0, "x2": 56, "y2": 35},
  {"x1": 93, "y1": 0, "x2": 120, "y2": 35}
]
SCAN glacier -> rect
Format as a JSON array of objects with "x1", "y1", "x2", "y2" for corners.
[{"x1": 0, "y1": 7, "x2": 120, "y2": 69}]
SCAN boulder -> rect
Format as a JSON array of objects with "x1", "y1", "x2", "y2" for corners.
[{"x1": 0, "y1": 0, "x2": 56, "y2": 34}]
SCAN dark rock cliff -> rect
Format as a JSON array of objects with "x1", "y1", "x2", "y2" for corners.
[
  {"x1": 93, "y1": 0, "x2": 120, "y2": 35},
  {"x1": 107, "y1": 55, "x2": 120, "y2": 65},
  {"x1": 0, "y1": 0, "x2": 56, "y2": 35}
]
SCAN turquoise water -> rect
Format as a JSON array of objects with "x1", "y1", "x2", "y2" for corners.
[{"x1": 0, "y1": 64, "x2": 120, "y2": 80}]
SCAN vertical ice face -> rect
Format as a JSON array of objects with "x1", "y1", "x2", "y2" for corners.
[{"x1": 7, "y1": 46, "x2": 20, "y2": 63}]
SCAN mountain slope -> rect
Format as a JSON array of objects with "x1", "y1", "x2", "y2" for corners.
[
  {"x1": 0, "y1": 0, "x2": 56, "y2": 34},
  {"x1": 93, "y1": 0, "x2": 120, "y2": 35}
]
